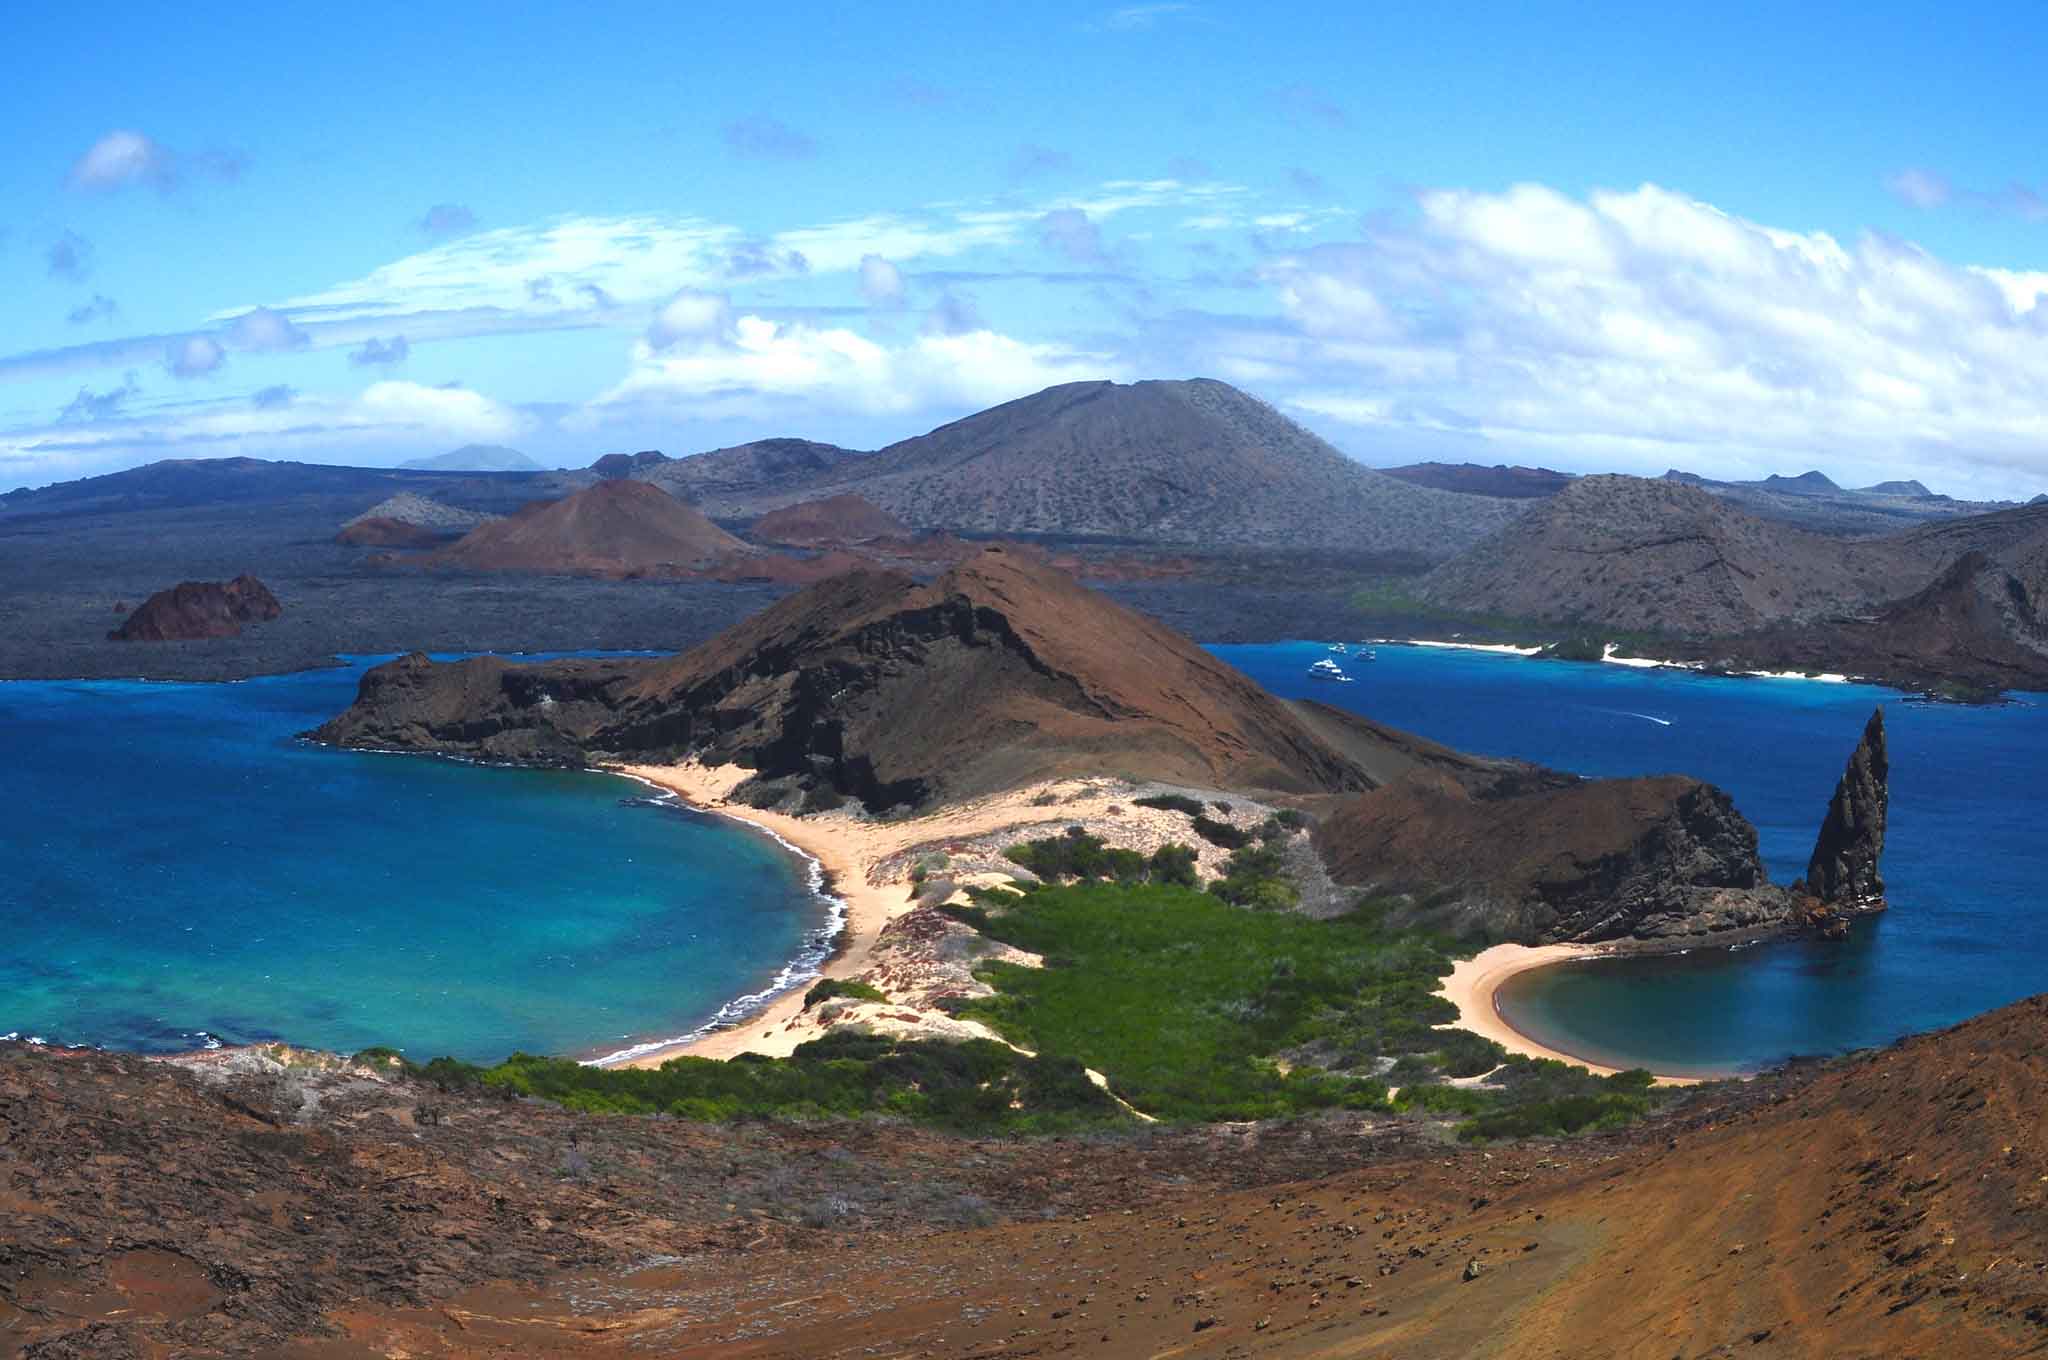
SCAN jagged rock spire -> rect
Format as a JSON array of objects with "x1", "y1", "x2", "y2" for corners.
[{"x1": 1805, "y1": 707, "x2": 1889, "y2": 906}]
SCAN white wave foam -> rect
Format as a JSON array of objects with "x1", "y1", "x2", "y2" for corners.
[{"x1": 585, "y1": 772, "x2": 849, "y2": 1067}]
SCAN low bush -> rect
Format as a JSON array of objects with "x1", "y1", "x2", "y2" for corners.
[
  {"x1": 1190, "y1": 816, "x2": 1250, "y2": 849},
  {"x1": 362, "y1": 1031, "x2": 1123, "y2": 1132},
  {"x1": 1133, "y1": 792, "x2": 1205, "y2": 816},
  {"x1": 803, "y1": 978, "x2": 889, "y2": 1008},
  {"x1": 1006, "y1": 830, "x2": 1194, "y2": 887}
]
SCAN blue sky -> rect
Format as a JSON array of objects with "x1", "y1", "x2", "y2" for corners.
[{"x1": 9, "y1": 2, "x2": 2048, "y2": 496}]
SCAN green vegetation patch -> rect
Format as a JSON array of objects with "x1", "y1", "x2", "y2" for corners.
[
  {"x1": 356, "y1": 1031, "x2": 1121, "y2": 1132},
  {"x1": 803, "y1": 978, "x2": 889, "y2": 1008},
  {"x1": 1132, "y1": 792, "x2": 1206, "y2": 816},
  {"x1": 1004, "y1": 828, "x2": 1202, "y2": 887},
  {"x1": 957, "y1": 882, "x2": 1419, "y2": 1120}
]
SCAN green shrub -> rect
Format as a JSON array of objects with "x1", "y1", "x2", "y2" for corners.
[
  {"x1": 1147, "y1": 843, "x2": 1199, "y2": 888},
  {"x1": 367, "y1": 1031, "x2": 1123, "y2": 1133},
  {"x1": 803, "y1": 978, "x2": 889, "y2": 1008},
  {"x1": 1190, "y1": 816, "x2": 1249, "y2": 849},
  {"x1": 1133, "y1": 793, "x2": 1205, "y2": 816}
]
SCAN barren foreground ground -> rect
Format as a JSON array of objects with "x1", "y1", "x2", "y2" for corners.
[{"x1": 8, "y1": 994, "x2": 2048, "y2": 1358}]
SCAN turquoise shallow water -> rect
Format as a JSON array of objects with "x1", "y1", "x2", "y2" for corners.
[
  {"x1": 1211, "y1": 642, "x2": 2048, "y2": 1076},
  {"x1": 0, "y1": 657, "x2": 831, "y2": 1064},
  {"x1": 8, "y1": 641, "x2": 2039, "y2": 1076}
]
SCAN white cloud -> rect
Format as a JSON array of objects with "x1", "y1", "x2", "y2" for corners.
[
  {"x1": 1885, "y1": 168, "x2": 1952, "y2": 210},
  {"x1": 647, "y1": 290, "x2": 735, "y2": 349},
  {"x1": 65, "y1": 130, "x2": 241, "y2": 193},
  {"x1": 68, "y1": 130, "x2": 177, "y2": 191},
  {"x1": 348, "y1": 335, "x2": 410, "y2": 366},
  {"x1": 586, "y1": 312, "x2": 1117, "y2": 423},
  {"x1": 859, "y1": 254, "x2": 906, "y2": 306},
  {"x1": 238, "y1": 216, "x2": 743, "y2": 322},
  {"x1": 356, "y1": 381, "x2": 526, "y2": 441},
  {"x1": 165, "y1": 336, "x2": 225, "y2": 378},
  {"x1": 3, "y1": 379, "x2": 530, "y2": 485},
  {"x1": 224, "y1": 306, "x2": 308, "y2": 352},
  {"x1": 1245, "y1": 180, "x2": 2048, "y2": 493}
]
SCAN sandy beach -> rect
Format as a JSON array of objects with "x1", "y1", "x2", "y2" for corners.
[
  {"x1": 605, "y1": 762, "x2": 1710, "y2": 1087},
  {"x1": 601, "y1": 763, "x2": 1258, "y2": 1067},
  {"x1": 1435, "y1": 943, "x2": 1701, "y2": 1086}
]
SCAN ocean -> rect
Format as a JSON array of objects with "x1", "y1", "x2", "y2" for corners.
[
  {"x1": 1211, "y1": 641, "x2": 2048, "y2": 1077},
  {"x1": 0, "y1": 657, "x2": 832, "y2": 1065},
  {"x1": 7, "y1": 641, "x2": 2040, "y2": 1077}
]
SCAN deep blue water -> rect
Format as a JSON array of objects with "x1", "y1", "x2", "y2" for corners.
[
  {"x1": 0, "y1": 657, "x2": 829, "y2": 1064},
  {"x1": 1211, "y1": 642, "x2": 2048, "y2": 1076}
]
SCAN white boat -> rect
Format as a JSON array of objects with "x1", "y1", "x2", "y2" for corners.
[
  {"x1": 1353, "y1": 647, "x2": 1377, "y2": 662},
  {"x1": 1307, "y1": 658, "x2": 1353, "y2": 682},
  {"x1": 1327, "y1": 642, "x2": 1348, "y2": 654}
]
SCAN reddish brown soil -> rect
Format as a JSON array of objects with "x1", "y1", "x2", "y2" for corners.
[
  {"x1": 12, "y1": 996, "x2": 2048, "y2": 1357},
  {"x1": 333, "y1": 516, "x2": 447, "y2": 548},
  {"x1": 430, "y1": 481, "x2": 745, "y2": 575},
  {"x1": 749, "y1": 493, "x2": 909, "y2": 546},
  {"x1": 107, "y1": 574, "x2": 282, "y2": 641}
]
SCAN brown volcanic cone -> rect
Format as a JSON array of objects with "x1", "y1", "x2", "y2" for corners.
[
  {"x1": 313, "y1": 547, "x2": 1376, "y2": 807},
  {"x1": 748, "y1": 492, "x2": 908, "y2": 546},
  {"x1": 109, "y1": 574, "x2": 282, "y2": 641},
  {"x1": 431, "y1": 480, "x2": 744, "y2": 575}
]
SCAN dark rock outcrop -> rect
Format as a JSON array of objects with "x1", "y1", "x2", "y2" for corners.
[
  {"x1": 1804, "y1": 707, "x2": 1888, "y2": 906},
  {"x1": 109, "y1": 575, "x2": 281, "y2": 641},
  {"x1": 1316, "y1": 711, "x2": 1893, "y2": 948},
  {"x1": 1314, "y1": 770, "x2": 1788, "y2": 945},
  {"x1": 591, "y1": 449, "x2": 671, "y2": 479},
  {"x1": 311, "y1": 549, "x2": 1384, "y2": 807}
]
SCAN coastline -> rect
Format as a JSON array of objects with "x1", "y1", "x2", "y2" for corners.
[
  {"x1": 1435, "y1": 943, "x2": 1704, "y2": 1087},
  {"x1": 591, "y1": 765, "x2": 1255, "y2": 1068},
  {"x1": 597, "y1": 762, "x2": 893, "y2": 1065}
]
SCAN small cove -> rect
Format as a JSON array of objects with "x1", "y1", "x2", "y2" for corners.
[
  {"x1": 0, "y1": 656, "x2": 831, "y2": 1064},
  {"x1": 1212, "y1": 641, "x2": 2048, "y2": 1075}
]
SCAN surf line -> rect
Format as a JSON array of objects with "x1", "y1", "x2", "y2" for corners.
[{"x1": 588, "y1": 769, "x2": 850, "y2": 1067}]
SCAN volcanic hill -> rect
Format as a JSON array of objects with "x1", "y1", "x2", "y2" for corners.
[
  {"x1": 429, "y1": 479, "x2": 745, "y2": 576},
  {"x1": 336, "y1": 490, "x2": 498, "y2": 547},
  {"x1": 629, "y1": 379, "x2": 1527, "y2": 557},
  {"x1": 1421, "y1": 474, "x2": 1932, "y2": 637},
  {"x1": 313, "y1": 547, "x2": 1390, "y2": 806},
  {"x1": 109, "y1": 574, "x2": 282, "y2": 642},
  {"x1": 749, "y1": 493, "x2": 909, "y2": 546},
  {"x1": 1378, "y1": 461, "x2": 1574, "y2": 499}
]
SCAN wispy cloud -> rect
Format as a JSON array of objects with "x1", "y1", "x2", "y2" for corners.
[
  {"x1": 65, "y1": 294, "x2": 118, "y2": 325},
  {"x1": 1010, "y1": 144, "x2": 1074, "y2": 179},
  {"x1": 722, "y1": 115, "x2": 819, "y2": 160},
  {"x1": 224, "y1": 306, "x2": 309, "y2": 352},
  {"x1": 165, "y1": 336, "x2": 226, "y2": 378},
  {"x1": 1094, "y1": 3, "x2": 1197, "y2": 30},
  {"x1": 1038, "y1": 208, "x2": 1108, "y2": 264},
  {"x1": 1884, "y1": 167, "x2": 1951, "y2": 209},
  {"x1": 1272, "y1": 84, "x2": 1348, "y2": 129},
  {"x1": 860, "y1": 254, "x2": 906, "y2": 307},
  {"x1": 250, "y1": 384, "x2": 295, "y2": 409},
  {"x1": 418, "y1": 203, "x2": 478, "y2": 236},
  {"x1": 58, "y1": 377, "x2": 138, "y2": 423},
  {"x1": 348, "y1": 335, "x2": 411, "y2": 366},
  {"x1": 1886, "y1": 168, "x2": 2048, "y2": 223},
  {"x1": 66, "y1": 130, "x2": 244, "y2": 193},
  {"x1": 46, "y1": 231, "x2": 92, "y2": 280}
]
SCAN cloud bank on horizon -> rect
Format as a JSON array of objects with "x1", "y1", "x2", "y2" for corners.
[{"x1": 7, "y1": 3, "x2": 2048, "y2": 498}]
